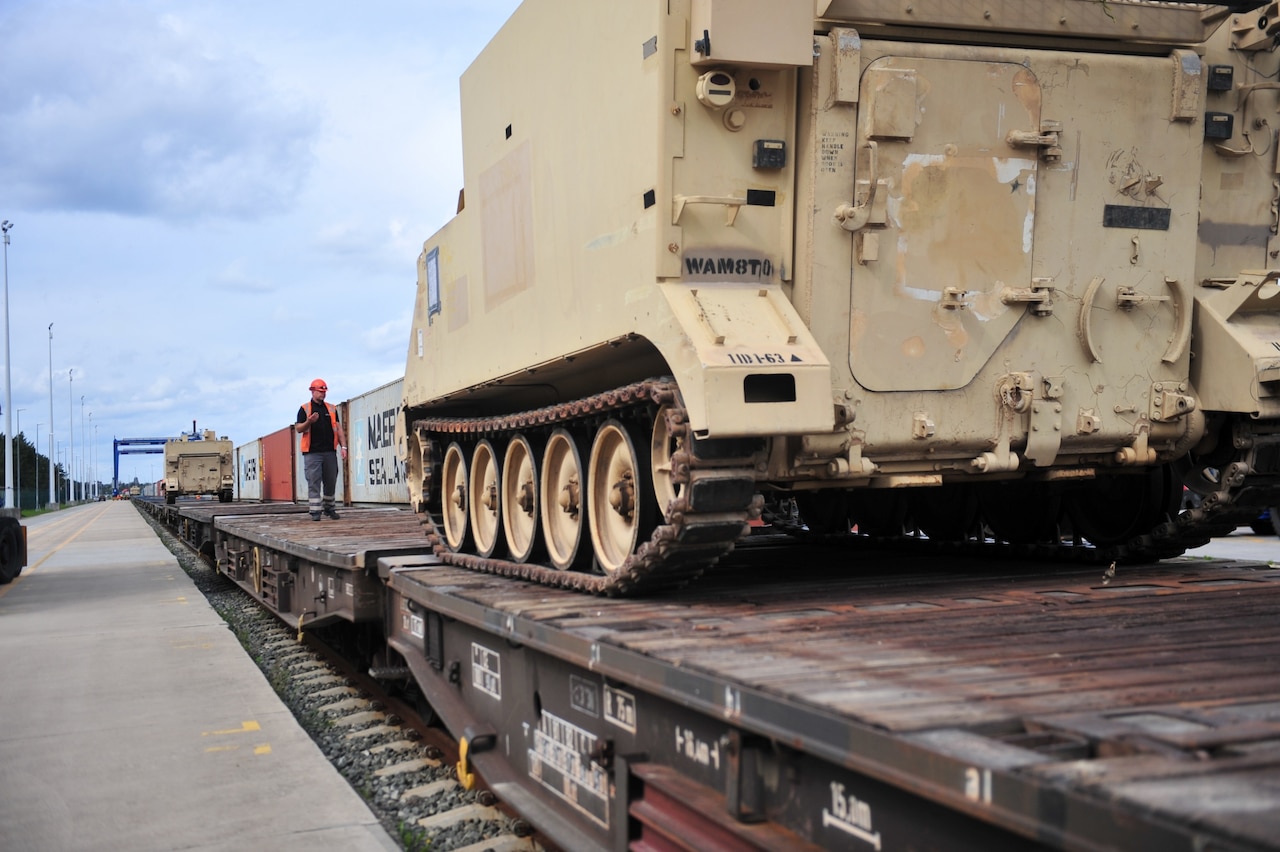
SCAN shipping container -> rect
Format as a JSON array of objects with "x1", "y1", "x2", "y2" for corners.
[
  {"x1": 261, "y1": 426, "x2": 295, "y2": 503},
  {"x1": 345, "y1": 378, "x2": 409, "y2": 505},
  {"x1": 236, "y1": 439, "x2": 263, "y2": 502}
]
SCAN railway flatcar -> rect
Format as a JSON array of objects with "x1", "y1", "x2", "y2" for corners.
[{"x1": 396, "y1": 0, "x2": 1280, "y2": 594}]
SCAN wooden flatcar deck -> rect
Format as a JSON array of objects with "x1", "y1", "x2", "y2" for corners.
[
  {"x1": 213, "y1": 506, "x2": 432, "y2": 570},
  {"x1": 382, "y1": 538, "x2": 1280, "y2": 849},
  {"x1": 179, "y1": 501, "x2": 312, "y2": 523}
]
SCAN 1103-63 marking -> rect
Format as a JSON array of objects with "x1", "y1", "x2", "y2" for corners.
[{"x1": 727, "y1": 352, "x2": 804, "y2": 365}]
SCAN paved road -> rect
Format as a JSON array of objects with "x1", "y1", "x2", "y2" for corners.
[
  {"x1": 1185, "y1": 525, "x2": 1279, "y2": 564},
  {"x1": 0, "y1": 502, "x2": 398, "y2": 852}
]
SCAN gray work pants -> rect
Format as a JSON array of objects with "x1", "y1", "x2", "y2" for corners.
[{"x1": 303, "y1": 451, "x2": 338, "y2": 513}]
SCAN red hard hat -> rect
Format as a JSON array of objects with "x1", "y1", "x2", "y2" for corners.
[{"x1": 309, "y1": 378, "x2": 328, "y2": 390}]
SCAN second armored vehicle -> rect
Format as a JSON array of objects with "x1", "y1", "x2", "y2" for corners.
[{"x1": 164, "y1": 423, "x2": 234, "y2": 505}]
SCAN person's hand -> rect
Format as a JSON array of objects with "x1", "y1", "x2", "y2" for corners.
[
  {"x1": 340, "y1": 446, "x2": 348, "y2": 460},
  {"x1": 307, "y1": 412, "x2": 320, "y2": 425}
]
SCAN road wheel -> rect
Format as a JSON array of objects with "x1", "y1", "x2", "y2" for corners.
[
  {"x1": 502, "y1": 434, "x2": 541, "y2": 563},
  {"x1": 468, "y1": 440, "x2": 503, "y2": 558},
  {"x1": 440, "y1": 442, "x2": 470, "y2": 553},
  {"x1": 588, "y1": 420, "x2": 656, "y2": 576},
  {"x1": 1066, "y1": 466, "x2": 1179, "y2": 547},
  {"x1": 540, "y1": 429, "x2": 590, "y2": 571}
]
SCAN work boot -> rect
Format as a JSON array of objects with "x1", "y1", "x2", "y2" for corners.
[
  {"x1": 324, "y1": 507, "x2": 341, "y2": 520},
  {"x1": 310, "y1": 512, "x2": 322, "y2": 521}
]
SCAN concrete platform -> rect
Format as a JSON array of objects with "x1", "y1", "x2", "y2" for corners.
[{"x1": 0, "y1": 502, "x2": 398, "y2": 852}]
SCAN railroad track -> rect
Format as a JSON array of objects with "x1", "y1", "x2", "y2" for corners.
[{"x1": 139, "y1": 510, "x2": 546, "y2": 852}]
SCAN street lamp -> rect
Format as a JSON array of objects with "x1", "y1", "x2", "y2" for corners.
[
  {"x1": 15, "y1": 407, "x2": 23, "y2": 511},
  {"x1": 35, "y1": 422, "x2": 41, "y2": 510},
  {"x1": 2, "y1": 220, "x2": 13, "y2": 511},
  {"x1": 80, "y1": 395, "x2": 84, "y2": 502},
  {"x1": 68, "y1": 369, "x2": 74, "y2": 502},
  {"x1": 47, "y1": 323, "x2": 55, "y2": 509}
]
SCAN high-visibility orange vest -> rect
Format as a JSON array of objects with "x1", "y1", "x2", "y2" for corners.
[{"x1": 300, "y1": 401, "x2": 340, "y2": 453}]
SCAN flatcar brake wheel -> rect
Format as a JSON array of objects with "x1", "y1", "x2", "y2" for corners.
[
  {"x1": 540, "y1": 429, "x2": 589, "y2": 571},
  {"x1": 440, "y1": 442, "x2": 470, "y2": 552},
  {"x1": 502, "y1": 435, "x2": 539, "y2": 563}
]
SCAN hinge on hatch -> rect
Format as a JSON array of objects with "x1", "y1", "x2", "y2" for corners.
[
  {"x1": 1001, "y1": 278, "x2": 1056, "y2": 316},
  {"x1": 1007, "y1": 120, "x2": 1063, "y2": 163},
  {"x1": 973, "y1": 372, "x2": 1063, "y2": 470}
]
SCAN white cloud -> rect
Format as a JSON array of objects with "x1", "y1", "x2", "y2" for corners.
[{"x1": 0, "y1": 0, "x2": 321, "y2": 220}]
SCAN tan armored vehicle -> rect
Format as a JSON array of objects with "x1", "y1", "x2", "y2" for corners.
[
  {"x1": 401, "y1": 0, "x2": 1280, "y2": 593},
  {"x1": 164, "y1": 423, "x2": 234, "y2": 505}
]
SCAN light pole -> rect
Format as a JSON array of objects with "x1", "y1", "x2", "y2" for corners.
[
  {"x1": 47, "y1": 324, "x2": 55, "y2": 509},
  {"x1": 35, "y1": 422, "x2": 41, "y2": 510},
  {"x1": 15, "y1": 407, "x2": 23, "y2": 510},
  {"x1": 88, "y1": 413, "x2": 93, "y2": 499},
  {"x1": 68, "y1": 369, "x2": 74, "y2": 502},
  {"x1": 2, "y1": 220, "x2": 13, "y2": 511},
  {"x1": 79, "y1": 395, "x2": 84, "y2": 502}
]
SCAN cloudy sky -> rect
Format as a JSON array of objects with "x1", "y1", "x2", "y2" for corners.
[{"x1": 0, "y1": 0, "x2": 521, "y2": 492}]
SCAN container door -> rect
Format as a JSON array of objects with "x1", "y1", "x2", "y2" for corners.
[
  {"x1": 849, "y1": 57, "x2": 1041, "y2": 391},
  {"x1": 261, "y1": 426, "x2": 294, "y2": 502}
]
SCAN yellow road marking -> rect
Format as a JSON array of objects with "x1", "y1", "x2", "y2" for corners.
[
  {"x1": 204, "y1": 743, "x2": 273, "y2": 756},
  {"x1": 202, "y1": 720, "x2": 262, "y2": 736}
]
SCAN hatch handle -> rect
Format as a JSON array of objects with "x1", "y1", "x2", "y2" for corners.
[
  {"x1": 673, "y1": 195, "x2": 746, "y2": 226},
  {"x1": 834, "y1": 141, "x2": 885, "y2": 233}
]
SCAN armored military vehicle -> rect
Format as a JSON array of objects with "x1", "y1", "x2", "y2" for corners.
[
  {"x1": 164, "y1": 423, "x2": 234, "y2": 505},
  {"x1": 400, "y1": 0, "x2": 1280, "y2": 593}
]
